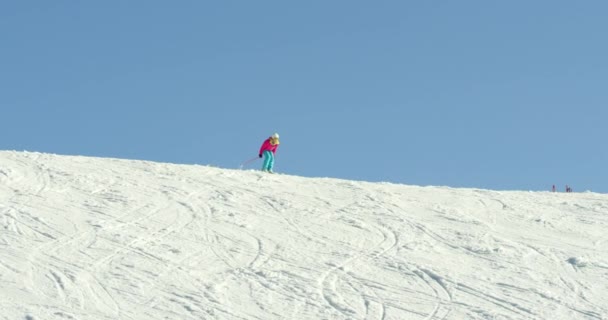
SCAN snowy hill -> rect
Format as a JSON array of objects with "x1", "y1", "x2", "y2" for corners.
[{"x1": 1, "y1": 151, "x2": 607, "y2": 320}]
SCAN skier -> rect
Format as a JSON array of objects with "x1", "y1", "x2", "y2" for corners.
[{"x1": 259, "y1": 133, "x2": 280, "y2": 173}]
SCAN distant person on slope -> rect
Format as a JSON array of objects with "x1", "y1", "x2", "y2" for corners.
[{"x1": 259, "y1": 133, "x2": 280, "y2": 173}]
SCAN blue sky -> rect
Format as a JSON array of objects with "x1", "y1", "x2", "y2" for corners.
[{"x1": 1, "y1": 1, "x2": 607, "y2": 192}]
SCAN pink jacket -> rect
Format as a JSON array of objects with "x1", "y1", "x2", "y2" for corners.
[{"x1": 259, "y1": 138, "x2": 279, "y2": 156}]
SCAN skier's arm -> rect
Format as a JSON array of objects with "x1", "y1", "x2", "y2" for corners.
[{"x1": 259, "y1": 140, "x2": 268, "y2": 156}]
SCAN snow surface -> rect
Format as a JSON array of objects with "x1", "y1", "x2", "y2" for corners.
[{"x1": 1, "y1": 151, "x2": 607, "y2": 320}]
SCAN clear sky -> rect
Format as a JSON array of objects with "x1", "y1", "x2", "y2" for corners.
[{"x1": 1, "y1": 1, "x2": 607, "y2": 193}]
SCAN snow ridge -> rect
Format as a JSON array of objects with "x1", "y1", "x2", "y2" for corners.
[{"x1": 1, "y1": 151, "x2": 606, "y2": 320}]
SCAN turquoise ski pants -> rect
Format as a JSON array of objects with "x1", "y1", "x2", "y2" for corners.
[{"x1": 262, "y1": 150, "x2": 274, "y2": 171}]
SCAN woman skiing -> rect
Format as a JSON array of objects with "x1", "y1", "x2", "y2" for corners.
[{"x1": 259, "y1": 133, "x2": 280, "y2": 173}]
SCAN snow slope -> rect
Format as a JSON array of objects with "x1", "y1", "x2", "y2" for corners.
[{"x1": 1, "y1": 151, "x2": 607, "y2": 320}]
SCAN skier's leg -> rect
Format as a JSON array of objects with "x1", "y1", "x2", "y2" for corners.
[
  {"x1": 262, "y1": 151, "x2": 272, "y2": 171},
  {"x1": 268, "y1": 152, "x2": 275, "y2": 172}
]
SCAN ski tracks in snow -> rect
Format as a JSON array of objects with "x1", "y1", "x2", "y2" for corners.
[
  {"x1": 313, "y1": 192, "x2": 404, "y2": 320},
  {"x1": 2, "y1": 152, "x2": 608, "y2": 320}
]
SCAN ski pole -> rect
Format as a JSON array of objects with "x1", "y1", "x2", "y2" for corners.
[{"x1": 239, "y1": 156, "x2": 260, "y2": 169}]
